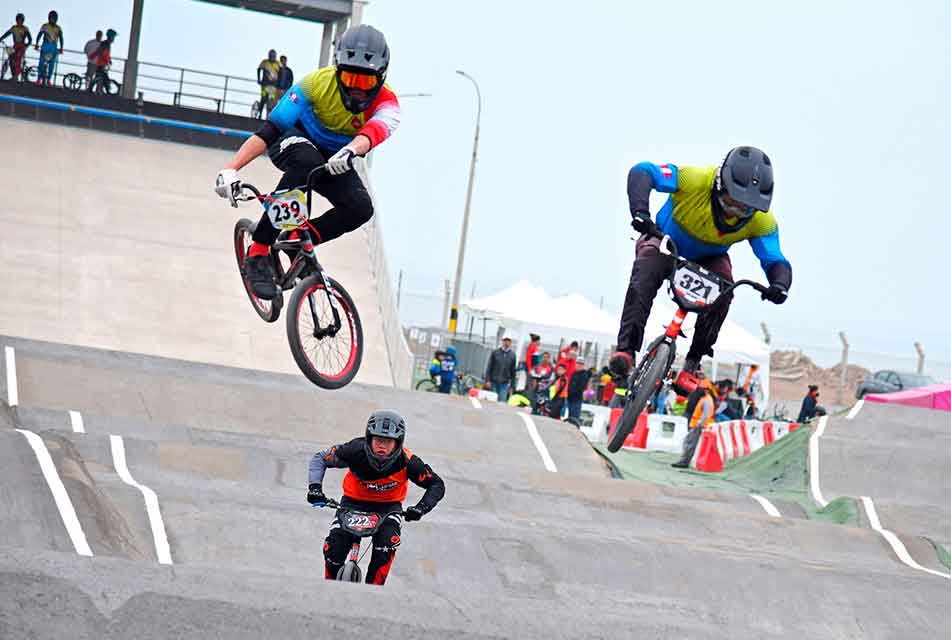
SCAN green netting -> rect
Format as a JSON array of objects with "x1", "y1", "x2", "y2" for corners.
[
  {"x1": 924, "y1": 538, "x2": 951, "y2": 571},
  {"x1": 593, "y1": 427, "x2": 859, "y2": 525}
]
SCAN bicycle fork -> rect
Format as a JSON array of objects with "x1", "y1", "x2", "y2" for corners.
[{"x1": 299, "y1": 238, "x2": 342, "y2": 339}]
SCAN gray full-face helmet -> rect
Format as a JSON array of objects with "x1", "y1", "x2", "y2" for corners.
[
  {"x1": 334, "y1": 24, "x2": 389, "y2": 113},
  {"x1": 713, "y1": 146, "x2": 774, "y2": 233}
]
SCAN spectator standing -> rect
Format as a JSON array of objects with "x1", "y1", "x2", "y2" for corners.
[
  {"x1": 797, "y1": 385, "x2": 820, "y2": 423},
  {"x1": 530, "y1": 352, "x2": 554, "y2": 415},
  {"x1": 34, "y1": 10, "x2": 64, "y2": 87},
  {"x1": 276, "y1": 54, "x2": 293, "y2": 100},
  {"x1": 257, "y1": 49, "x2": 280, "y2": 115},
  {"x1": 557, "y1": 341, "x2": 579, "y2": 386},
  {"x1": 565, "y1": 357, "x2": 592, "y2": 426},
  {"x1": 90, "y1": 29, "x2": 116, "y2": 90},
  {"x1": 525, "y1": 334, "x2": 541, "y2": 370},
  {"x1": 1, "y1": 13, "x2": 31, "y2": 81},
  {"x1": 714, "y1": 379, "x2": 735, "y2": 421},
  {"x1": 485, "y1": 336, "x2": 517, "y2": 402},
  {"x1": 671, "y1": 373, "x2": 718, "y2": 468},
  {"x1": 83, "y1": 29, "x2": 102, "y2": 87},
  {"x1": 547, "y1": 363, "x2": 569, "y2": 420},
  {"x1": 435, "y1": 346, "x2": 457, "y2": 394}
]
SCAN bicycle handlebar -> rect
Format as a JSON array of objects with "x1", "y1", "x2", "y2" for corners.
[
  {"x1": 310, "y1": 499, "x2": 414, "y2": 518},
  {"x1": 641, "y1": 225, "x2": 770, "y2": 311},
  {"x1": 235, "y1": 163, "x2": 329, "y2": 204}
]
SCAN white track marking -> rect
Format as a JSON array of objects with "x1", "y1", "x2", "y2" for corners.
[
  {"x1": 809, "y1": 416, "x2": 829, "y2": 507},
  {"x1": 860, "y1": 496, "x2": 950, "y2": 579},
  {"x1": 110, "y1": 435, "x2": 173, "y2": 565},
  {"x1": 469, "y1": 396, "x2": 482, "y2": 409},
  {"x1": 69, "y1": 411, "x2": 85, "y2": 434},
  {"x1": 518, "y1": 413, "x2": 557, "y2": 473},
  {"x1": 750, "y1": 494, "x2": 782, "y2": 518},
  {"x1": 847, "y1": 400, "x2": 865, "y2": 420},
  {"x1": 15, "y1": 429, "x2": 93, "y2": 557},
  {"x1": 5, "y1": 345, "x2": 18, "y2": 407}
]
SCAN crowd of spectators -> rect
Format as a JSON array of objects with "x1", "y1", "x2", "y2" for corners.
[{"x1": 2, "y1": 10, "x2": 118, "y2": 90}]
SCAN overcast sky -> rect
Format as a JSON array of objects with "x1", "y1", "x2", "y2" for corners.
[{"x1": 16, "y1": 0, "x2": 951, "y2": 371}]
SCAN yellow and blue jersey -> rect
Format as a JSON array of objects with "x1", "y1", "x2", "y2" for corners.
[
  {"x1": 631, "y1": 162, "x2": 790, "y2": 276},
  {"x1": 267, "y1": 66, "x2": 400, "y2": 154}
]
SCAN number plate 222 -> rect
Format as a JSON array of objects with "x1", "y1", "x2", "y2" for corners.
[
  {"x1": 266, "y1": 189, "x2": 309, "y2": 231},
  {"x1": 673, "y1": 265, "x2": 720, "y2": 305}
]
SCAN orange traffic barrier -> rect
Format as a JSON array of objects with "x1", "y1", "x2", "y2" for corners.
[{"x1": 695, "y1": 428, "x2": 723, "y2": 472}]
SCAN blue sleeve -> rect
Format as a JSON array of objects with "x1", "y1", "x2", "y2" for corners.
[
  {"x1": 267, "y1": 83, "x2": 309, "y2": 133},
  {"x1": 748, "y1": 229, "x2": 790, "y2": 274},
  {"x1": 628, "y1": 162, "x2": 679, "y2": 215}
]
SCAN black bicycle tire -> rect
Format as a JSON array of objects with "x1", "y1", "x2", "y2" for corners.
[
  {"x1": 107, "y1": 79, "x2": 120, "y2": 95},
  {"x1": 233, "y1": 218, "x2": 282, "y2": 323},
  {"x1": 336, "y1": 562, "x2": 361, "y2": 582},
  {"x1": 63, "y1": 72, "x2": 82, "y2": 90},
  {"x1": 415, "y1": 378, "x2": 437, "y2": 392},
  {"x1": 607, "y1": 342, "x2": 671, "y2": 452},
  {"x1": 286, "y1": 274, "x2": 364, "y2": 390}
]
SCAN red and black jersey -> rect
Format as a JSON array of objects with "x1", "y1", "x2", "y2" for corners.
[{"x1": 309, "y1": 438, "x2": 445, "y2": 512}]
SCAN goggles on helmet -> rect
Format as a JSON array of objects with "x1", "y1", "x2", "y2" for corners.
[
  {"x1": 339, "y1": 69, "x2": 379, "y2": 90},
  {"x1": 717, "y1": 191, "x2": 755, "y2": 221}
]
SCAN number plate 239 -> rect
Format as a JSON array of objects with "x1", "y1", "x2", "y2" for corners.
[
  {"x1": 673, "y1": 265, "x2": 720, "y2": 305},
  {"x1": 266, "y1": 189, "x2": 309, "y2": 231}
]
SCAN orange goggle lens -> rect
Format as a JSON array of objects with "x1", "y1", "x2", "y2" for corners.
[{"x1": 339, "y1": 70, "x2": 379, "y2": 90}]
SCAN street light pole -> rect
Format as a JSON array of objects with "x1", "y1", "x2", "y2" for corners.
[{"x1": 449, "y1": 70, "x2": 481, "y2": 334}]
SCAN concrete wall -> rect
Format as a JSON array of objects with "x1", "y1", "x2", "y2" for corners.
[{"x1": 0, "y1": 118, "x2": 393, "y2": 386}]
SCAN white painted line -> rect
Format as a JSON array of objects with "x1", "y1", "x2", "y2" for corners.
[
  {"x1": 809, "y1": 415, "x2": 829, "y2": 507},
  {"x1": 751, "y1": 494, "x2": 782, "y2": 518},
  {"x1": 518, "y1": 413, "x2": 557, "y2": 473},
  {"x1": 469, "y1": 396, "x2": 482, "y2": 409},
  {"x1": 847, "y1": 400, "x2": 865, "y2": 420},
  {"x1": 69, "y1": 411, "x2": 85, "y2": 434},
  {"x1": 5, "y1": 345, "x2": 18, "y2": 407},
  {"x1": 110, "y1": 435, "x2": 173, "y2": 565},
  {"x1": 860, "y1": 496, "x2": 950, "y2": 579},
  {"x1": 15, "y1": 429, "x2": 93, "y2": 557}
]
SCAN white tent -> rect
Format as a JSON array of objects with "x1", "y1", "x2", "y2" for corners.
[{"x1": 461, "y1": 279, "x2": 771, "y2": 403}]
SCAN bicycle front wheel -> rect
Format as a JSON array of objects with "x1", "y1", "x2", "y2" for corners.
[
  {"x1": 607, "y1": 341, "x2": 672, "y2": 452},
  {"x1": 415, "y1": 378, "x2": 437, "y2": 392},
  {"x1": 287, "y1": 274, "x2": 363, "y2": 389},
  {"x1": 63, "y1": 73, "x2": 82, "y2": 90}
]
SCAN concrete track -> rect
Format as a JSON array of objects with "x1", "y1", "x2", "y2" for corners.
[
  {"x1": 819, "y1": 402, "x2": 951, "y2": 551},
  {"x1": 2, "y1": 336, "x2": 949, "y2": 639}
]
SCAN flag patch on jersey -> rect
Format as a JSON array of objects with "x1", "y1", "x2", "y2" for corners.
[
  {"x1": 290, "y1": 91, "x2": 298, "y2": 103},
  {"x1": 660, "y1": 164, "x2": 673, "y2": 178}
]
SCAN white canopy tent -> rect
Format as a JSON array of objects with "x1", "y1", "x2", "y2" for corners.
[{"x1": 461, "y1": 280, "x2": 770, "y2": 403}]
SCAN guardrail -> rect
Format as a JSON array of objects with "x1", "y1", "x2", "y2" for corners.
[{"x1": 10, "y1": 47, "x2": 264, "y2": 118}]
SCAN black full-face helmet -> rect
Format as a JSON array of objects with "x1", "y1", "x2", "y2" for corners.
[
  {"x1": 48, "y1": 10, "x2": 58, "y2": 23},
  {"x1": 713, "y1": 146, "x2": 774, "y2": 233},
  {"x1": 333, "y1": 24, "x2": 389, "y2": 113},
  {"x1": 364, "y1": 409, "x2": 406, "y2": 472}
]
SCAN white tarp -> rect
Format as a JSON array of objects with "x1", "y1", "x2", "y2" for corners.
[{"x1": 461, "y1": 279, "x2": 770, "y2": 402}]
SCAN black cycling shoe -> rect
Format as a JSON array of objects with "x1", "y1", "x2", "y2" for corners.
[
  {"x1": 670, "y1": 460, "x2": 689, "y2": 469},
  {"x1": 681, "y1": 357, "x2": 700, "y2": 375},
  {"x1": 245, "y1": 254, "x2": 278, "y2": 300}
]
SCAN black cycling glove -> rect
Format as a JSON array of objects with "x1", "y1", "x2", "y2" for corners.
[
  {"x1": 762, "y1": 283, "x2": 788, "y2": 305},
  {"x1": 631, "y1": 210, "x2": 656, "y2": 236},
  {"x1": 307, "y1": 483, "x2": 328, "y2": 505}
]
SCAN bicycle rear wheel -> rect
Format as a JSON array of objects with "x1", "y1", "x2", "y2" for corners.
[
  {"x1": 63, "y1": 73, "x2": 82, "y2": 90},
  {"x1": 415, "y1": 378, "x2": 437, "y2": 392},
  {"x1": 336, "y1": 562, "x2": 362, "y2": 583},
  {"x1": 287, "y1": 274, "x2": 363, "y2": 389},
  {"x1": 607, "y1": 341, "x2": 672, "y2": 452},
  {"x1": 234, "y1": 218, "x2": 282, "y2": 323}
]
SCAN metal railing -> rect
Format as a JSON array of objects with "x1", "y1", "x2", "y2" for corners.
[{"x1": 10, "y1": 46, "x2": 266, "y2": 118}]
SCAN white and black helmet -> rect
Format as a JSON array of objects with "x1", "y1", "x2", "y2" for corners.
[
  {"x1": 364, "y1": 409, "x2": 405, "y2": 472},
  {"x1": 333, "y1": 24, "x2": 389, "y2": 113},
  {"x1": 714, "y1": 146, "x2": 774, "y2": 233}
]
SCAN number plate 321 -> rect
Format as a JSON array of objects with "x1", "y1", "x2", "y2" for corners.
[{"x1": 673, "y1": 265, "x2": 720, "y2": 305}]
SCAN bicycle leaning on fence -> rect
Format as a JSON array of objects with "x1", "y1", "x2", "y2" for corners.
[{"x1": 63, "y1": 65, "x2": 120, "y2": 95}]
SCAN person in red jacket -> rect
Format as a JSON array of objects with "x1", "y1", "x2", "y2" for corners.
[{"x1": 556, "y1": 341, "x2": 579, "y2": 386}]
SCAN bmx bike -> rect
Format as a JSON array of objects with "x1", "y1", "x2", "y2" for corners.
[
  {"x1": 63, "y1": 66, "x2": 120, "y2": 94},
  {"x1": 231, "y1": 165, "x2": 364, "y2": 389},
  {"x1": 312, "y1": 498, "x2": 409, "y2": 583},
  {"x1": 606, "y1": 229, "x2": 769, "y2": 452}
]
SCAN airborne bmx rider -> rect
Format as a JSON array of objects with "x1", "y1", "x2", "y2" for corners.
[{"x1": 214, "y1": 24, "x2": 400, "y2": 301}]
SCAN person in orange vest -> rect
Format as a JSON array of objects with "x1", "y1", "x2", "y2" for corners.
[
  {"x1": 671, "y1": 372, "x2": 718, "y2": 468},
  {"x1": 547, "y1": 362, "x2": 569, "y2": 420}
]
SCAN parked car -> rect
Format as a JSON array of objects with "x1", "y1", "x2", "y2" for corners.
[{"x1": 855, "y1": 370, "x2": 937, "y2": 399}]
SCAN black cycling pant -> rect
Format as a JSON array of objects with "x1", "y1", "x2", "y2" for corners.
[
  {"x1": 324, "y1": 506, "x2": 402, "y2": 586},
  {"x1": 616, "y1": 234, "x2": 734, "y2": 364},
  {"x1": 251, "y1": 130, "x2": 374, "y2": 247}
]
